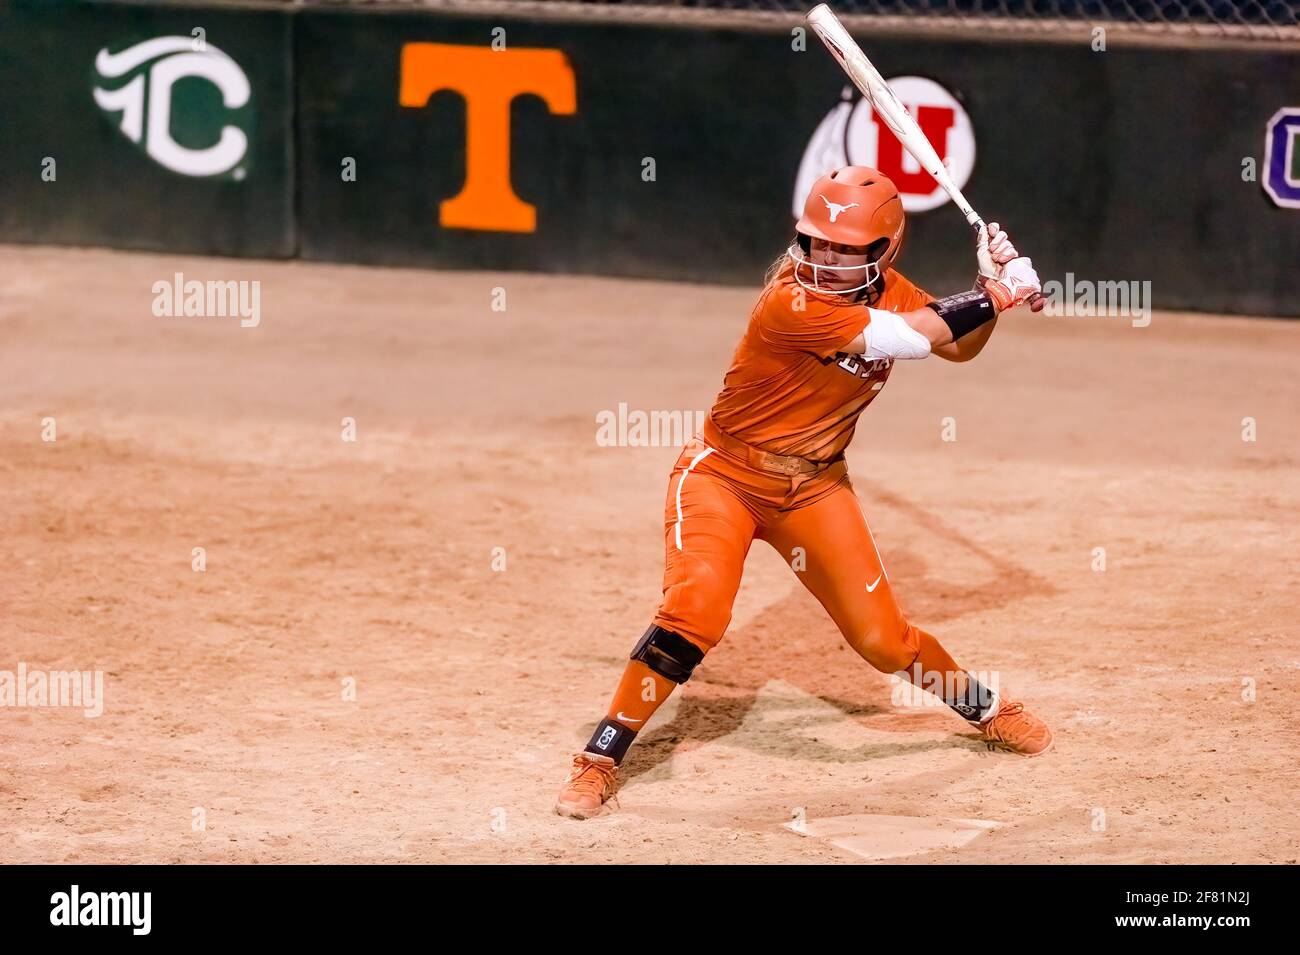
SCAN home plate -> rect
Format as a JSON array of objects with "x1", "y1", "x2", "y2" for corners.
[{"x1": 784, "y1": 814, "x2": 1000, "y2": 861}]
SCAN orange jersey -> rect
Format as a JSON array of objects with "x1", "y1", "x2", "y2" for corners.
[{"x1": 709, "y1": 261, "x2": 934, "y2": 462}]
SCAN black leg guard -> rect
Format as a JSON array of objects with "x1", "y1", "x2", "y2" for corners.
[
  {"x1": 947, "y1": 675, "x2": 999, "y2": 723},
  {"x1": 630, "y1": 624, "x2": 704, "y2": 684},
  {"x1": 585, "y1": 718, "x2": 637, "y2": 763}
]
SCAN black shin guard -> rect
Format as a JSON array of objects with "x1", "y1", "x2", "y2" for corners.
[
  {"x1": 947, "y1": 675, "x2": 999, "y2": 723},
  {"x1": 585, "y1": 718, "x2": 637, "y2": 764}
]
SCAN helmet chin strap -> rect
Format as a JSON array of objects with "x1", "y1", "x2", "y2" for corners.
[{"x1": 787, "y1": 242, "x2": 881, "y2": 297}]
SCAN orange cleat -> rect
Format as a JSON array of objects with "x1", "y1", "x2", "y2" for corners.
[
  {"x1": 554, "y1": 752, "x2": 619, "y2": 819},
  {"x1": 977, "y1": 698, "x2": 1054, "y2": 756}
]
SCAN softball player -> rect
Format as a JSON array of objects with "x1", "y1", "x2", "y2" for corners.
[{"x1": 557, "y1": 166, "x2": 1052, "y2": 819}]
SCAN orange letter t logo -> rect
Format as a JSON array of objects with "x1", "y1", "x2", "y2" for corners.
[{"x1": 399, "y1": 43, "x2": 576, "y2": 233}]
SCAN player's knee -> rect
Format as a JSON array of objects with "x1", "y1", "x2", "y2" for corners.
[
  {"x1": 847, "y1": 619, "x2": 921, "y2": 675},
  {"x1": 656, "y1": 575, "x2": 732, "y2": 652},
  {"x1": 631, "y1": 624, "x2": 707, "y2": 684}
]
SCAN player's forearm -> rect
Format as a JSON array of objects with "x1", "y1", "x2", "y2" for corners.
[
  {"x1": 840, "y1": 263, "x2": 1036, "y2": 361},
  {"x1": 933, "y1": 314, "x2": 998, "y2": 362},
  {"x1": 902, "y1": 306, "x2": 953, "y2": 347},
  {"x1": 840, "y1": 300, "x2": 987, "y2": 359}
]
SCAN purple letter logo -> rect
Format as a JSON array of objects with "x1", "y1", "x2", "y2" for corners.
[{"x1": 1263, "y1": 108, "x2": 1300, "y2": 209}]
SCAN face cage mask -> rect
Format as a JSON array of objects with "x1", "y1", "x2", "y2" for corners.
[{"x1": 787, "y1": 242, "x2": 882, "y2": 297}]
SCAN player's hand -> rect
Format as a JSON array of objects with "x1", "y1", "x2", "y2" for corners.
[
  {"x1": 984, "y1": 256, "x2": 1041, "y2": 312},
  {"x1": 984, "y1": 224, "x2": 1047, "y2": 311},
  {"x1": 975, "y1": 222, "x2": 1018, "y2": 283},
  {"x1": 985, "y1": 222, "x2": 1019, "y2": 265}
]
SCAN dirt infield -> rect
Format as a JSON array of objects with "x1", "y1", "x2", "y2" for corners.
[{"x1": 1, "y1": 245, "x2": 1296, "y2": 864}]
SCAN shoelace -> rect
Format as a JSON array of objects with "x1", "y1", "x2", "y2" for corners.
[
  {"x1": 983, "y1": 701, "x2": 1030, "y2": 749},
  {"x1": 993, "y1": 700, "x2": 1025, "y2": 723},
  {"x1": 567, "y1": 758, "x2": 614, "y2": 796}
]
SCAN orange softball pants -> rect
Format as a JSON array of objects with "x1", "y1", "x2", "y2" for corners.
[{"x1": 651, "y1": 419, "x2": 924, "y2": 674}]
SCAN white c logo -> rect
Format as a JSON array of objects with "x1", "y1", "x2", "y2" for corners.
[{"x1": 93, "y1": 37, "x2": 250, "y2": 178}]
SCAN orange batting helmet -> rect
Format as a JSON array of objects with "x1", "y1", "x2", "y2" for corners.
[{"x1": 790, "y1": 166, "x2": 906, "y2": 296}]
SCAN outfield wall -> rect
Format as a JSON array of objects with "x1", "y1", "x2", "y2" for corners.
[{"x1": 2, "y1": 0, "x2": 1298, "y2": 315}]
